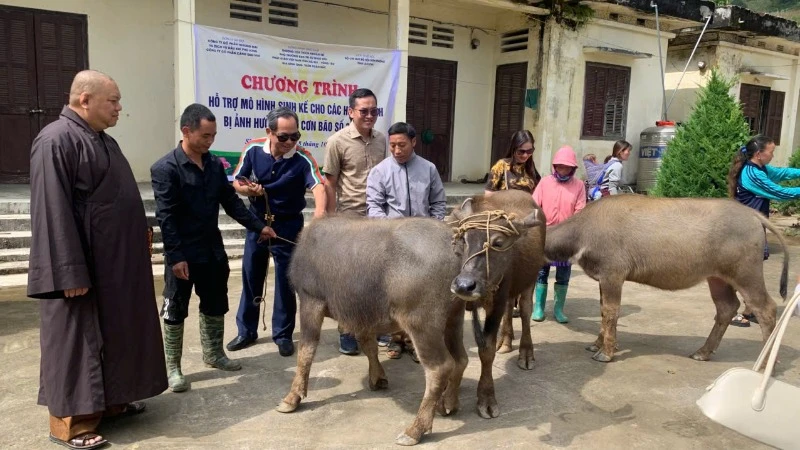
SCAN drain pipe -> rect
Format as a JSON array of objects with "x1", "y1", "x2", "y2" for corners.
[
  {"x1": 665, "y1": 13, "x2": 712, "y2": 116},
  {"x1": 652, "y1": 1, "x2": 667, "y2": 121}
]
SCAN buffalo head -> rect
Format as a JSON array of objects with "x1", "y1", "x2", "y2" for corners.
[{"x1": 449, "y1": 198, "x2": 541, "y2": 300}]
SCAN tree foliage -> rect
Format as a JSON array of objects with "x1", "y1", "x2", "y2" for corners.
[{"x1": 652, "y1": 70, "x2": 751, "y2": 198}]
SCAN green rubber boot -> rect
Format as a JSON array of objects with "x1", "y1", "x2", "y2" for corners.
[
  {"x1": 553, "y1": 284, "x2": 569, "y2": 324},
  {"x1": 199, "y1": 313, "x2": 242, "y2": 371},
  {"x1": 163, "y1": 322, "x2": 189, "y2": 392},
  {"x1": 532, "y1": 283, "x2": 547, "y2": 322}
]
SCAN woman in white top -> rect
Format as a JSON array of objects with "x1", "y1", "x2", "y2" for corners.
[{"x1": 593, "y1": 140, "x2": 632, "y2": 199}]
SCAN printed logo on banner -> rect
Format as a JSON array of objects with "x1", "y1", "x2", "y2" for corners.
[{"x1": 194, "y1": 25, "x2": 401, "y2": 177}]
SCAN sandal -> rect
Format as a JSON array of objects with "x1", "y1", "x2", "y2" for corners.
[
  {"x1": 386, "y1": 342, "x2": 403, "y2": 359},
  {"x1": 744, "y1": 313, "x2": 759, "y2": 324},
  {"x1": 49, "y1": 433, "x2": 108, "y2": 450},
  {"x1": 730, "y1": 314, "x2": 751, "y2": 328}
]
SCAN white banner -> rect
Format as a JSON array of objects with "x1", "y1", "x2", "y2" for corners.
[{"x1": 193, "y1": 25, "x2": 400, "y2": 176}]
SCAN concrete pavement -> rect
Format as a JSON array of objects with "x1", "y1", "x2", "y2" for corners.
[{"x1": 3, "y1": 239, "x2": 800, "y2": 449}]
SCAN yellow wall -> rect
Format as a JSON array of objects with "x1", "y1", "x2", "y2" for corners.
[{"x1": 0, "y1": 0, "x2": 175, "y2": 181}]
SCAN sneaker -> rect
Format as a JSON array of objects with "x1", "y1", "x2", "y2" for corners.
[
  {"x1": 339, "y1": 333, "x2": 359, "y2": 355},
  {"x1": 377, "y1": 334, "x2": 391, "y2": 347}
]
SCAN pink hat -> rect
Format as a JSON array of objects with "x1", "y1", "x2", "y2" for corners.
[{"x1": 552, "y1": 145, "x2": 578, "y2": 167}]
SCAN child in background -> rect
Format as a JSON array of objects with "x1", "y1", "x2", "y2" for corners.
[{"x1": 532, "y1": 146, "x2": 586, "y2": 323}]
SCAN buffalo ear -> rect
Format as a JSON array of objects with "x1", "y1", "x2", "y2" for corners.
[
  {"x1": 460, "y1": 198, "x2": 474, "y2": 215},
  {"x1": 515, "y1": 209, "x2": 543, "y2": 229},
  {"x1": 452, "y1": 198, "x2": 474, "y2": 221}
]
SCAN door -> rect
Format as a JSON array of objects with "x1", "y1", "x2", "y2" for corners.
[
  {"x1": 0, "y1": 6, "x2": 87, "y2": 183},
  {"x1": 406, "y1": 57, "x2": 456, "y2": 181},
  {"x1": 490, "y1": 63, "x2": 527, "y2": 164}
]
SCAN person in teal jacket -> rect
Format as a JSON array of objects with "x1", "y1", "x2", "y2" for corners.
[{"x1": 727, "y1": 134, "x2": 800, "y2": 326}]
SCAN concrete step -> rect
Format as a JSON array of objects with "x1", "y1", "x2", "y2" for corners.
[
  {"x1": 0, "y1": 247, "x2": 30, "y2": 262},
  {"x1": 0, "y1": 215, "x2": 30, "y2": 231},
  {"x1": 0, "y1": 231, "x2": 31, "y2": 250},
  {"x1": 0, "y1": 209, "x2": 316, "y2": 232},
  {"x1": 0, "y1": 242, "x2": 250, "y2": 276},
  {"x1": 0, "y1": 260, "x2": 28, "y2": 275},
  {"x1": 0, "y1": 201, "x2": 30, "y2": 215},
  {"x1": 0, "y1": 224, "x2": 249, "y2": 249}
]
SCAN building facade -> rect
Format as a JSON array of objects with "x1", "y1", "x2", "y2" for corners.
[{"x1": 1, "y1": 0, "x2": 796, "y2": 185}]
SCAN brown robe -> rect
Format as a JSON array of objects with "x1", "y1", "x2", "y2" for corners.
[{"x1": 28, "y1": 106, "x2": 167, "y2": 417}]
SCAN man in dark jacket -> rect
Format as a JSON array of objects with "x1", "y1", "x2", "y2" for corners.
[
  {"x1": 151, "y1": 103, "x2": 275, "y2": 393},
  {"x1": 28, "y1": 70, "x2": 167, "y2": 450}
]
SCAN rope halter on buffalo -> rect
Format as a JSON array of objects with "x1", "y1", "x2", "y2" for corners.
[{"x1": 450, "y1": 209, "x2": 524, "y2": 285}]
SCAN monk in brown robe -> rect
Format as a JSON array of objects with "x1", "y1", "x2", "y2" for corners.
[{"x1": 27, "y1": 70, "x2": 167, "y2": 450}]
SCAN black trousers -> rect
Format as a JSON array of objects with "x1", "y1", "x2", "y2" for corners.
[{"x1": 161, "y1": 259, "x2": 231, "y2": 323}]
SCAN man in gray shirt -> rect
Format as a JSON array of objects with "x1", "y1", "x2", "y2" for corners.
[
  {"x1": 366, "y1": 122, "x2": 446, "y2": 220},
  {"x1": 366, "y1": 122, "x2": 446, "y2": 361}
]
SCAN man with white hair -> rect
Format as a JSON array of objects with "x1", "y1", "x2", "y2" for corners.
[{"x1": 28, "y1": 70, "x2": 167, "y2": 450}]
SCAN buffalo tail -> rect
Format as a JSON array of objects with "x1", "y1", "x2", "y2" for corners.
[{"x1": 757, "y1": 213, "x2": 789, "y2": 300}]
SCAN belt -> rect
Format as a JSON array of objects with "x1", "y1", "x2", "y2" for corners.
[{"x1": 263, "y1": 212, "x2": 303, "y2": 224}]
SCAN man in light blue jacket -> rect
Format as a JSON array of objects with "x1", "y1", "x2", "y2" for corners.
[{"x1": 366, "y1": 122, "x2": 446, "y2": 220}]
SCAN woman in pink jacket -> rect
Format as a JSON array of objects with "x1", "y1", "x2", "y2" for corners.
[{"x1": 531, "y1": 146, "x2": 586, "y2": 323}]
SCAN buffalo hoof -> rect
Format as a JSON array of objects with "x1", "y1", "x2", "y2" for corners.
[
  {"x1": 585, "y1": 344, "x2": 600, "y2": 352},
  {"x1": 370, "y1": 377, "x2": 389, "y2": 391},
  {"x1": 496, "y1": 343, "x2": 512, "y2": 354},
  {"x1": 517, "y1": 348, "x2": 535, "y2": 370},
  {"x1": 395, "y1": 433, "x2": 419, "y2": 446},
  {"x1": 689, "y1": 352, "x2": 711, "y2": 361},
  {"x1": 592, "y1": 351, "x2": 613, "y2": 363},
  {"x1": 477, "y1": 399, "x2": 500, "y2": 419},
  {"x1": 437, "y1": 396, "x2": 459, "y2": 416},
  {"x1": 275, "y1": 401, "x2": 298, "y2": 413}
]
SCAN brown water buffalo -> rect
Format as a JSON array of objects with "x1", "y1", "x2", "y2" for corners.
[
  {"x1": 545, "y1": 195, "x2": 788, "y2": 363},
  {"x1": 449, "y1": 190, "x2": 546, "y2": 418},
  {"x1": 277, "y1": 216, "x2": 466, "y2": 446}
]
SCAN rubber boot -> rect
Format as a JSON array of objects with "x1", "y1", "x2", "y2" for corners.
[
  {"x1": 532, "y1": 283, "x2": 547, "y2": 322},
  {"x1": 553, "y1": 284, "x2": 569, "y2": 324},
  {"x1": 199, "y1": 313, "x2": 242, "y2": 371},
  {"x1": 163, "y1": 322, "x2": 190, "y2": 392}
]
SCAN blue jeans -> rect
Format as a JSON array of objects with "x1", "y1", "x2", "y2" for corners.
[
  {"x1": 537, "y1": 265, "x2": 571, "y2": 286},
  {"x1": 235, "y1": 216, "x2": 303, "y2": 344}
]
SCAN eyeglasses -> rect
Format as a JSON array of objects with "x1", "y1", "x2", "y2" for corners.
[
  {"x1": 515, "y1": 149, "x2": 534, "y2": 155},
  {"x1": 275, "y1": 132, "x2": 301, "y2": 143},
  {"x1": 355, "y1": 108, "x2": 380, "y2": 117}
]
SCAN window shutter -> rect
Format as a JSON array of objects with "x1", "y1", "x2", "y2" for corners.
[
  {"x1": 34, "y1": 12, "x2": 87, "y2": 128},
  {"x1": 582, "y1": 63, "x2": 629, "y2": 139},
  {"x1": 0, "y1": 9, "x2": 36, "y2": 114},
  {"x1": 406, "y1": 62, "x2": 427, "y2": 138},
  {"x1": 582, "y1": 65, "x2": 603, "y2": 137},
  {"x1": 603, "y1": 67, "x2": 630, "y2": 138},
  {"x1": 764, "y1": 90, "x2": 785, "y2": 145},
  {"x1": 509, "y1": 69, "x2": 525, "y2": 129},
  {"x1": 740, "y1": 83, "x2": 764, "y2": 134}
]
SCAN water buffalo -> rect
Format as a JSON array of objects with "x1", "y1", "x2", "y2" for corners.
[
  {"x1": 277, "y1": 216, "x2": 467, "y2": 446},
  {"x1": 545, "y1": 195, "x2": 788, "y2": 362},
  {"x1": 449, "y1": 190, "x2": 545, "y2": 417}
]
